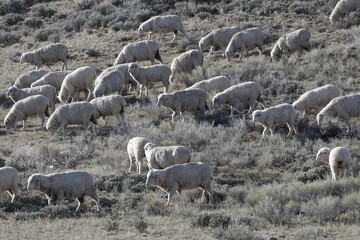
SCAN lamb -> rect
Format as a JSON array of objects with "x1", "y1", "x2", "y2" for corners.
[
  {"x1": 316, "y1": 147, "x2": 352, "y2": 181},
  {"x1": 252, "y1": 103, "x2": 298, "y2": 140},
  {"x1": 114, "y1": 40, "x2": 162, "y2": 65},
  {"x1": 127, "y1": 137, "x2": 151, "y2": 174},
  {"x1": 317, "y1": 93, "x2": 360, "y2": 132},
  {"x1": 89, "y1": 95, "x2": 126, "y2": 125},
  {"x1": 271, "y1": 29, "x2": 311, "y2": 62},
  {"x1": 128, "y1": 63, "x2": 171, "y2": 97},
  {"x1": 157, "y1": 89, "x2": 208, "y2": 123},
  {"x1": 4, "y1": 95, "x2": 50, "y2": 130},
  {"x1": 144, "y1": 142, "x2": 191, "y2": 170},
  {"x1": 31, "y1": 71, "x2": 72, "y2": 92},
  {"x1": 93, "y1": 70, "x2": 124, "y2": 97},
  {"x1": 199, "y1": 26, "x2": 243, "y2": 55},
  {"x1": 27, "y1": 171, "x2": 101, "y2": 212},
  {"x1": 14, "y1": 69, "x2": 48, "y2": 88},
  {"x1": 58, "y1": 66, "x2": 97, "y2": 103},
  {"x1": 225, "y1": 27, "x2": 266, "y2": 61},
  {"x1": 0, "y1": 166, "x2": 20, "y2": 203},
  {"x1": 212, "y1": 81, "x2": 264, "y2": 116},
  {"x1": 138, "y1": 15, "x2": 190, "y2": 43},
  {"x1": 186, "y1": 76, "x2": 231, "y2": 95},
  {"x1": 330, "y1": 0, "x2": 360, "y2": 23},
  {"x1": 46, "y1": 101, "x2": 97, "y2": 135},
  {"x1": 146, "y1": 162, "x2": 212, "y2": 206},
  {"x1": 169, "y1": 50, "x2": 204, "y2": 83},
  {"x1": 20, "y1": 43, "x2": 69, "y2": 71}
]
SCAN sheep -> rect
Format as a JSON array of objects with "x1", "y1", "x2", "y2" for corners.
[
  {"x1": 138, "y1": 15, "x2": 190, "y2": 43},
  {"x1": 144, "y1": 142, "x2": 191, "y2": 170},
  {"x1": 199, "y1": 26, "x2": 243, "y2": 56},
  {"x1": 292, "y1": 84, "x2": 340, "y2": 115},
  {"x1": 6, "y1": 85, "x2": 57, "y2": 113},
  {"x1": 27, "y1": 171, "x2": 101, "y2": 212},
  {"x1": 102, "y1": 63, "x2": 139, "y2": 91},
  {"x1": 4, "y1": 95, "x2": 50, "y2": 130},
  {"x1": 185, "y1": 76, "x2": 231, "y2": 96},
  {"x1": 225, "y1": 27, "x2": 266, "y2": 61},
  {"x1": 89, "y1": 95, "x2": 126, "y2": 124},
  {"x1": 169, "y1": 50, "x2": 204, "y2": 83},
  {"x1": 46, "y1": 101, "x2": 97, "y2": 135},
  {"x1": 271, "y1": 29, "x2": 311, "y2": 62},
  {"x1": 146, "y1": 162, "x2": 212, "y2": 206},
  {"x1": 20, "y1": 43, "x2": 69, "y2": 71},
  {"x1": 58, "y1": 66, "x2": 97, "y2": 103},
  {"x1": 127, "y1": 63, "x2": 171, "y2": 97},
  {"x1": 0, "y1": 166, "x2": 20, "y2": 203},
  {"x1": 330, "y1": 0, "x2": 360, "y2": 23},
  {"x1": 127, "y1": 137, "x2": 151, "y2": 174},
  {"x1": 252, "y1": 103, "x2": 298, "y2": 140},
  {"x1": 212, "y1": 81, "x2": 264, "y2": 116},
  {"x1": 157, "y1": 89, "x2": 208, "y2": 123},
  {"x1": 114, "y1": 40, "x2": 162, "y2": 65},
  {"x1": 14, "y1": 69, "x2": 48, "y2": 88},
  {"x1": 317, "y1": 93, "x2": 360, "y2": 132},
  {"x1": 93, "y1": 70, "x2": 124, "y2": 97},
  {"x1": 31, "y1": 71, "x2": 72, "y2": 92},
  {"x1": 316, "y1": 147, "x2": 352, "y2": 181}
]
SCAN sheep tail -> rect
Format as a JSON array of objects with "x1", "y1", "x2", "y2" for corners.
[
  {"x1": 44, "y1": 106, "x2": 50, "y2": 117},
  {"x1": 90, "y1": 115, "x2": 97, "y2": 125},
  {"x1": 155, "y1": 50, "x2": 163, "y2": 63}
]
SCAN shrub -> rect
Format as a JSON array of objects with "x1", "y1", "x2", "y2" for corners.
[
  {"x1": 110, "y1": 0, "x2": 123, "y2": 7},
  {"x1": 48, "y1": 33, "x2": 60, "y2": 43},
  {"x1": 76, "y1": 0, "x2": 100, "y2": 10},
  {"x1": 4, "y1": 14, "x2": 24, "y2": 26},
  {"x1": 32, "y1": 6, "x2": 56, "y2": 18},
  {"x1": 103, "y1": 220, "x2": 119, "y2": 231},
  {"x1": 289, "y1": 2, "x2": 311, "y2": 15},
  {"x1": 192, "y1": 213, "x2": 231, "y2": 228},
  {"x1": 132, "y1": 217, "x2": 148, "y2": 233},
  {"x1": 213, "y1": 225, "x2": 258, "y2": 240},
  {"x1": 196, "y1": 12, "x2": 212, "y2": 20},
  {"x1": 302, "y1": 196, "x2": 346, "y2": 222},
  {"x1": 34, "y1": 28, "x2": 58, "y2": 42},
  {"x1": 23, "y1": 18, "x2": 43, "y2": 28},
  {"x1": 145, "y1": 198, "x2": 169, "y2": 216},
  {"x1": 0, "y1": 30, "x2": 21, "y2": 47},
  {"x1": 0, "y1": 0, "x2": 25, "y2": 16}
]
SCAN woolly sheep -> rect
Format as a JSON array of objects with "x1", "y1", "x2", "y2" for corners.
[
  {"x1": 169, "y1": 50, "x2": 204, "y2": 83},
  {"x1": 225, "y1": 27, "x2": 266, "y2": 61},
  {"x1": 317, "y1": 93, "x2": 360, "y2": 132},
  {"x1": 316, "y1": 147, "x2": 352, "y2": 181},
  {"x1": 58, "y1": 66, "x2": 97, "y2": 103},
  {"x1": 330, "y1": 0, "x2": 360, "y2": 23},
  {"x1": 27, "y1": 171, "x2": 101, "y2": 212},
  {"x1": 20, "y1": 43, "x2": 68, "y2": 71},
  {"x1": 144, "y1": 142, "x2": 191, "y2": 170},
  {"x1": 0, "y1": 166, "x2": 20, "y2": 203},
  {"x1": 102, "y1": 63, "x2": 139, "y2": 91},
  {"x1": 114, "y1": 40, "x2": 162, "y2": 65},
  {"x1": 90, "y1": 95, "x2": 126, "y2": 124},
  {"x1": 93, "y1": 70, "x2": 124, "y2": 97},
  {"x1": 138, "y1": 15, "x2": 190, "y2": 43},
  {"x1": 4, "y1": 95, "x2": 50, "y2": 130},
  {"x1": 146, "y1": 162, "x2": 212, "y2": 205},
  {"x1": 127, "y1": 137, "x2": 151, "y2": 174},
  {"x1": 252, "y1": 103, "x2": 298, "y2": 140},
  {"x1": 271, "y1": 29, "x2": 311, "y2": 62},
  {"x1": 14, "y1": 69, "x2": 48, "y2": 88},
  {"x1": 157, "y1": 89, "x2": 208, "y2": 123},
  {"x1": 31, "y1": 71, "x2": 72, "y2": 91},
  {"x1": 186, "y1": 76, "x2": 231, "y2": 95}
]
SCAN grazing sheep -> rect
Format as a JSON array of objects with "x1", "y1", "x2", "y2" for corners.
[
  {"x1": 146, "y1": 162, "x2": 212, "y2": 205},
  {"x1": 128, "y1": 63, "x2": 171, "y2": 97},
  {"x1": 186, "y1": 76, "x2": 231, "y2": 96},
  {"x1": 90, "y1": 95, "x2": 126, "y2": 124},
  {"x1": 4, "y1": 95, "x2": 50, "y2": 130},
  {"x1": 169, "y1": 50, "x2": 204, "y2": 83},
  {"x1": 127, "y1": 137, "x2": 151, "y2": 174},
  {"x1": 58, "y1": 66, "x2": 97, "y2": 103},
  {"x1": 20, "y1": 43, "x2": 69, "y2": 71},
  {"x1": 114, "y1": 40, "x2": 162, "y2": 65},
  {"x1": 31, "y1": 71, "x2": 72, "y2": 92},
  {"x1": 157, "y1": 89, "x2": 208, "y2": 123},
  {"x1": 93, "y1": 70, "x2": 124, "y2": 97},
  {"x1": 27, "y1": 171, "x2": 101, "y2": 212},
  {"x1": 138, "y1": 15, "x2": 190, "y2": 43},
  {"x1": 225, "y1": 27, "x2": 266, "y2": 61},
  {"x1": 14, "y1": 69, "x2": 48, "y2": 88},
  {"x1": 316, "y1": 147, "x2": 352, "y2": 181},
  {"x1": 317, "y1": 93, "x2": 360, "y2": 132},
  {"x1": 199, "y1": 26, "x2": 243, "y2": 55},
  {"x1": 102, "y1": 63, "x2": 139, "y2": 91},
  {"x1": 46, "y1": 101, "x2": 97, "y2": 134},
  {"x1": 0, "y1": 167, "x2": 20, "y2": 203},
  {"x1": 271, "y1": 29, "x2": 311, "y2": 62},
  {"x1": 330, "y1": 0, "x2": 360, "y2": 23}
]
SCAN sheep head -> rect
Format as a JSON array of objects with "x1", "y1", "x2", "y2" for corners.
[
  {"x1": 315, "y1": 148, "x2": 331, "y2": 164},
  {"x1": 157, "y1": 93, "x2": 172, "y2": 107},
  {"x1": 144, "y1": 142, "x2": 156, "y2": 152},
  {"x1": 27, "y1": 174, "x2": 42, "y2": 190},
  {"x1": 4, "y1": 113, "x2": 15, "y2": 130},
  {"x1": 20, "y1": 52, "x2": 33, "y2": 64},
  {"x1": 146, "y1": 170, "x2": 161, "y2": 187},
  {"x1": 252, "y1": 110, "x2": 264, "y2": 124}
]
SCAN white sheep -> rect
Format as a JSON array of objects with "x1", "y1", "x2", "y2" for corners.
[
  {"x1": 114, "y1": 40, "x2": 162, "y2": 65},
  {"x1": 27, "y1": 171, "x2": 101, "y2": 212},
  {"x1": 225, "y1": 27, "x2": 266, "y2": 61},
  {"x1": 317, "y1": 93, "x2": 360, "y2": 132},
  {"x1": 138, "y1": 15, "x2": 190, "y2": 43},
  {"x1": 58, "y1": 66, "x2": 97, "y2": 103},
  {"x1": 14, "y1": 69, "x2": 48, "y2": 88},
  {"x1": 316, "y1": 147, "x2": 352, "y2": 181},
  {"x1": 271, "y1": 29, "x2": 311, "y2": 62},
  {"x1": 90, "y1": 95, "x2": 126, "y2": 125},
  {"x1": 157, "y1": 89, "x2": 208, "y2": 123},
  {"x1": 0, "y1": 166, "x2": 20, "y2": 203},
  {"x1": 146, "y1": 162, "x2": 212, "y2": 206},
  {"x1": 31, "y1": 71, "x2": 72, "y2": 92},
  {"x1": 93, "y1": 70, "x2": 124, "y2": 98},
  {"x1": 169, "y1": 50, "x2": 204, "y2": 83},
  {"x1": 102, "y1": 63, "x2": 139, "y2": 91},
  {"x1": 20, "y1": 43, "x2": 69, "y2": 71},
  {"x1": 330, "y1": 0, "x2": 360, "y2": 23},
  {"x1": 4, "y1": 95, "x2": 50, "y2": 130},
  {"x1": 199, "y1": 26, "x2": 243, "y2": 56},
  {"x1": 127, "y1": 137, "x2": 151, "y2": 174},
  {"x1": 252, "y1": 103, "x2": 298, "y2": 140},
  {"x1": 186, "y1": 76, "x2": 231, "y2": 95}
]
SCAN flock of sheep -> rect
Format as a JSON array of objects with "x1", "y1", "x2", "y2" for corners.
[{"x1": 0, "y1": 0, "x2": 358, "y2": 210}]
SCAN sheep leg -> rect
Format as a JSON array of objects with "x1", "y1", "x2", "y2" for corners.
[
  {"x1": 261, "y1": 127, "x2": 270, "y2": 140},
  {"x1": 11, "y1": 186, "x2": 20, "y2": 203},
  {"x1": 344, "y1": 118, "x2": 351, "y2": 132},
  {"x1": 88, "y1": 191, "x2": 101, "y2": 212},
  {"x1": 22, "y1": 120, "x2": 26, "y2": 130},
  {"x1": 331, "y1": 167, "x2": 339, "y2": 181},
  {"x1": 171, "y1": 31, "x2": 177, "y2": 42},
  {"x1": 76, "y1": 196, "x2": 85, "y2": 212},
  {"x1": 237, "y1": 53, "x2": 242, "y2": 61},
  {"x1": 60, "y1": 121, "x2": 67, "y2": 135},
  {"x1": 171, "y1": 111, "x2": 177, "y2": 123},
  {"x1": 147, "y1": 32, "x2": 152, "y2": 40},
  {"x1": 46, "y1": 64, "x2": 55, "y2": 72},
  {"x1": 208, "y1": 47, "x2": 213, "y2": 56},
  {"x1": 62, "y1": 60, "x2": 68, "y2": 71},
  {"x1": 39, "y1": 113, "x2": 46, "y2": 131},
  {"x1": 55, "y1": 192, "x2": 64, "y2": 206},
  {"x1": 166, "y1": 189, "x2": 177, "y2": 206},
  {"x1": 286, "y1": 122, "x2": 293, "y2": 137},
  {"x1": 139, "y1": 84, "x2": 145, "y2": 98},
  {"x1": 180, "y1": 112, "x2": 185, "y2": 123},
  {"x1": 257, "y1": 45, "x2": 263, "y2": 56},
  {"x1": 128, "y1": 154, "x2": 135, "y2": 172},
  {"x1": 247, "y1": 102, "x2": 256, "y2": 115}
]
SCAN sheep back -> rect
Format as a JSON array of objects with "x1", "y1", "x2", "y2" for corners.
[
  {"x1": 114, "y1": 40, "x2": 161, "y2": 65},
  {"x1": 186, "y1": 76, "x2": 231, "y2": 94},
  {"x1": 330, "y1": 0, "x2": 360, "y2": 23},
  {"x1": 14, "y1": 70, "x2": 49, "y2": 88},
  {"x1": 199, "y1": 26, "x2": 243, "y2": 51},
  {"x1": 145, "y1": 145, "x2": 191, "y2": 169},
  {"x1": 93, "y1": 70, "x2": 124, "y2": 97},
  {"x1": 0, "y1": 166, "x2": 20, "y2": 203},
  {"x1": 90, "y1": 95, "x2": 126, "y2": 120},
  {"x1": 31, "y1": 71, "x2": 71, "y2": 91}
]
